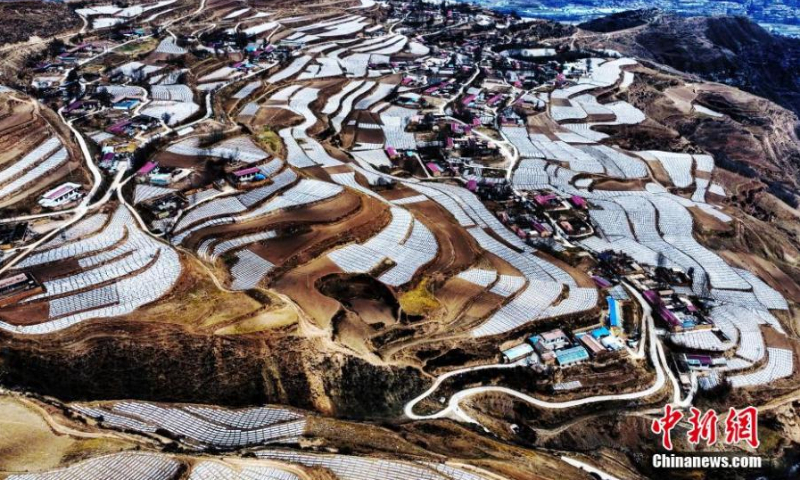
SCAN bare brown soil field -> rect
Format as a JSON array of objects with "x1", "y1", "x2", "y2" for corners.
[
  {"x1": 434, "y1": 278, "x2": 505, "y2": 332},
  {"x1": 645, "y1": 158, "x2": 674, "y2": 184},
  {"x1": 321, "y1": 164, "x2": 354, "y2": 175},
  {"x1": 528, "y1": 114, "x2": 564, "y2": 134},
  {"x1": 337, "y1": 126, "x2": 357, "y2": 149},
  {"x1": 694, "y1": 169, "x2": 712, "y2": 181},
  {"x1": 0, "y1": 128, "x2": 49, "y2": 169},
  {"x1": 25, "y1": 257, "x2": 85, "y2": 283},
  {"x1": 264, "y1": 193, "x2": 391, "y2": 269},
  {"x1": 191, "y1": 58, "x2": 228, "y2": 81},
  {"x1": 321, "y1": 140, "x2": 352, "y2": 163},
  {"x1": 310, "y1": 78, "x2": 349, "y2": 111},
  {"x1": 249, "y1": 218, "x2": 366, "y2": 266},
  {"x1": 273, "y1": 257, "x2": 345, "y2": 330},
  {"x1": 719, "y1": 252, "x2": 800, "y2": 304},
  {"x1": 270, "y1": 194, "x2": 392, "y2": 329},
  {"x1": 375, "y1": 184, "x2": 424, "y2": 201},
  {"x1": 485, "y1": 251, "x2": 527, "y2": 276},
  {"x1": 535, "y1": 251, "x2": 595, "y2": 288},
  {"x1": 404, "y1": 201, "x2": 480, "y2": 278},
  {"x1": 661, "y1": 84, "x2": 697, "y2": 114},
  {"x1": 590, "y1": 177, "x2": 650, "y2": 192},
  {"x1": 763, "y1": 325, "x2": 796, "y2": 351},
  {"x1": 687, "y1": 205, "x2": 735, "y2": 234},
  {"x1": 181, "y1": 189, "x2": 361, "y2": 249},
  {"x1": 353, "y1": 127, "x2": 385, "y2": 146},
  {"x1": 0, "y1": 395, "x2": 135, "y2": 473},
  {"x1": 0, "y1": 98, "x2": 36, "y2": 134},
  {"x1": 153, "y1": 150, "x2": 206, "y2": 168},
  {"x1": 131, "y1": 254, "x2": 265, "y2": 331},
  {"x1": 300, "y1": 165, "x2": 335, "y2": 181},
  {"x1": 350, "y1": 298, "x2": 396, "y2": 326},
  {"x1": 251, "y1": 107, "x2": 305, "y2": 129},
  {"x1": 435, "y1": 278, "x2": 488, "y2": 321},
  {"x1": 205, "y1": 0, "x2": 248, "y2": 20},
  {"x1": 0, "y1": 300, "x2": 49, "y2": 326},
  {"x1": 454, "y1": 291, "x2": 506, "y2": 330}
]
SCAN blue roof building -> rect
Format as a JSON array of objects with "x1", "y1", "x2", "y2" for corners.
[
  {"x1": 607, "y1": 296, "x2": 622, "y2": 328},
  {"x1": 555, "y1": 346, "x2": 589, "y2": 366},
  {"x1": 502, "y1": 343, "x2": 534, "y2": 363},
  {"x1": 113, "y1": 99, "x2": 140, "y2": 111},
  {"x1": 591, "y1": 326, "x2": 610, "y2": 339}
]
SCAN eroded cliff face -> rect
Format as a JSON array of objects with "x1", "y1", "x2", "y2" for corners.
[{"x1": 0, "y1": 320, "x2": 428, "y2": 419}]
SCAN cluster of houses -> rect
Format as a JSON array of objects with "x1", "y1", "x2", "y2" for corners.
[
  {"x1": 417, "y1": 121, "x2": 505, "y2": 176},
  {"x1": 347, "y1": 2, "x2": 581, "y2": 181},
  {"x1": 594, "y1": 250, "x2": 645, "y2": 278},
  {"x1": 142, "y1": 193, "x2": 185, "y2": 227},
  {"x1": 624, "y1": 267, "x2": 711, "y2": 333},
  {"x1": 397, "y1": 0, "x2": 568, "y2": 85},
  {"x1": 502, "y1": 325, "x2": 628, "y2": 368},
  {"x1": 135, "y1": 161, "x2": 190, "y2": 186},
  {"x1": 105, "y1": 116, "x2": 162, "y2": 139},
  {"x1": 479, "y1": 187, "x2": 594, "y2": 244},
  {"x1": 596, "y1": 249, "x2": 710, "y2": 331},
  {"x1": 455, "y1": 84, "x2": 512, "y2": 123},
  {"x1": 31, "y1": 42, "x2": 108, "y2": 94},
  {"x1": 642, "y1": 288, "x2": 710, "y2": 333},
  {"x1": 497, "y1": 196, "x2": 558, "y2": 240}
]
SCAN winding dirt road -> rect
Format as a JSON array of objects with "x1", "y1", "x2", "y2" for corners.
[{"x1": 403, "y1": 284, "x2": 696, "y2": 424}]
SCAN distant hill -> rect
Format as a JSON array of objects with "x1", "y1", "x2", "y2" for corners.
[
  {"x1": 0, "y1": 1, "x2": 80, "y2": 46},
  {"x1": 582, "y1": 12, "x2": 800, "y2": 116},
  {"x1": 578, "y1": 8, "x2": 661, "y2": 33}
]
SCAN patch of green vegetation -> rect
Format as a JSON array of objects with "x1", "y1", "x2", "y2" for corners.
[
  {"x1": 63, "y1": 437, "x2": 133, "y2": 463},
  {"x1": 119, "y1": 38, "x2": 158, "y2": 55},
  {"x1": 256, "y1": 127, "x2": 282, "y2": 156},
  {"x1": 398, "y1": 279, "x2": 440, "y2": 316}
]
